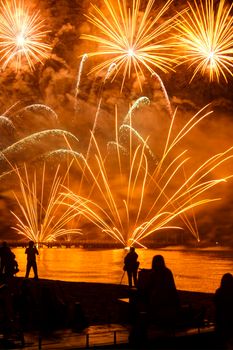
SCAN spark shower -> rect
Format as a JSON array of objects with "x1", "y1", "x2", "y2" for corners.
[{"x1": 4, "y1": 91, "x2": 233, "y2": 247}]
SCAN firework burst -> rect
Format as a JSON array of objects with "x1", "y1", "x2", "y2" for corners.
[
  {"x1": 81, "y1": 0, "x2": 177, "y2": 90},
  {"x1": 0, "y1": 0, "x2": 51, "y2": 70},
  {"x1": 11, "y1": 164, "x2": 82, "y2": 243},
  {"x1": 63, "y1": 105, "x2": 233, "y2": 247},
  {"x1": 176, "y1": 0, "x2": 233, "y2": 82}
]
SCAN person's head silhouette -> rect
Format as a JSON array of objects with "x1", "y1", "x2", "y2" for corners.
[
  {"x1": 220, "y1": 273, "x2": 233, "y2": 289},
  {"x1": 152, "y1": 255, "x2": 165, "y2": 270},
  {"x1": 29, "y1": 240, "x2": 34, "y2": 248}
]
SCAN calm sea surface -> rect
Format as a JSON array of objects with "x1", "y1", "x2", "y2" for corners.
[{"x1": 12, "y1": 247, "x2": 233, "y2": 294}]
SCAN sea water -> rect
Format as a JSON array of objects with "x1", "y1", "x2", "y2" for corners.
[{"x1": 13, "y1": 246, "x2": 233, "y2": 293}]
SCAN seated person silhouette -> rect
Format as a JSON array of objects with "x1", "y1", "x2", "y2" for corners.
[
  {"x1": 144, "y1": 255, "x2": 180, "y2": 326},
  {"x1": 214, "y1": 273, "x2": 233, "y2": 348}
]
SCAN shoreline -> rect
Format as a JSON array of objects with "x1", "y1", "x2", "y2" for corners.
[
  {"x1": 10, "y1": 242, "x2": 233, "y2": 250},
  {"x1": 0, "y1": 277, "x2": 218, "y2": 349},
  {"x1": 5, "y1": 277, "x2": 215, "y2": 327},
  {"x1": 11, "y1": 247, "x2": 231, "y2": 294}
]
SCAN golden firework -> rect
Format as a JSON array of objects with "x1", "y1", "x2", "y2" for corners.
[
  {"x1": 11, "y1": 164, "x2": 81, "y2": 243},
  {"x1": 63, "y1": 105, "x2": 233, "y2": 247},
  {"x1": 0, "y1": 0, "x2": 51, "y2": 70},
  {"x1": 81, "y1": 0, "x2": 177, "y2": 90},
  {"x1": 176, "y1": 0, "x2": 233, "y2": 82}
]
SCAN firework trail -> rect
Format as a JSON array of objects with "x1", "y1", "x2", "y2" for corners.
[
  {"x1": 0, "y1": 129, "x2": 79, "y2": 173},
  {"x1": 23, "y1": 104, "x2": 58, "y2": 122},
  {"x1": 119, "y1": 124, "x2": 156, "y2": 161},
  {"x1": 0, "y1": 115, "x2": 15, "y2": 131},
  {"x1": 37, "y1": 149, "x2": 85, "y2": 164},
  {"x1": 123, "y1": 97, "x2": 150, "y2": 124},
  {"x1": 152, "y1": 72, "x2": 173, "y2": 117},
  {"x1": 2, "y1": 101, "x2": 22, "y2": 117},
  {"x1": 85, "y1": 62, "x2": 119, "y2": 161},
  {"x1": 74, "y1": 53, "x2": 88, "y2": 111},
  {"x1": 104, "y1": 62, "x2": 117, "y2": 83}
]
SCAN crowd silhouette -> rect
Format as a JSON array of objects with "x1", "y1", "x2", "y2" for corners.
[
  {"x1": 124, "y1": 248, "x2": 233, "y2": 349},
  {"x1": 0, "y1": 242, "x2": 232, "y2": 349}
]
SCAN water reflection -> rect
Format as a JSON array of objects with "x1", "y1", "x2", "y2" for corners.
[{"x1": 12, "y1": 247, "x2": 233, "y2": 293}]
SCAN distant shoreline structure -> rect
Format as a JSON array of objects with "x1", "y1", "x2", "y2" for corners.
[{"x1": 7, "y1": 240, "x2": 233, "y2": 250}]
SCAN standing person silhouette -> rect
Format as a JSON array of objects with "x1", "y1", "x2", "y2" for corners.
[
  {"x1": 124, "y1": 247, "x2": 139, "y2": 288},
  {"x1": 25, "y1": 241, "x2": 39, "y2": 279},
  {"x1": 0, "y1": 241, "x2": 18, "y2": 281}
]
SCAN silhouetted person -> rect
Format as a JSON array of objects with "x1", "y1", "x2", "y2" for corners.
[
  {"x1": 0, "y1": 241, "x2": 18, "y2": 281},
  {"x1": 214, "y1": 273, "x2": 233, "y2": 348},
  {"x1": 145, "y1": 255, "x2": 179, "y2": 325},
  {"x1": 25, "y1": 241, "x2": 39, "y2": 279},
  {"x1": 124, "y1": 247, "x2": 139, "y2": 288}
]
